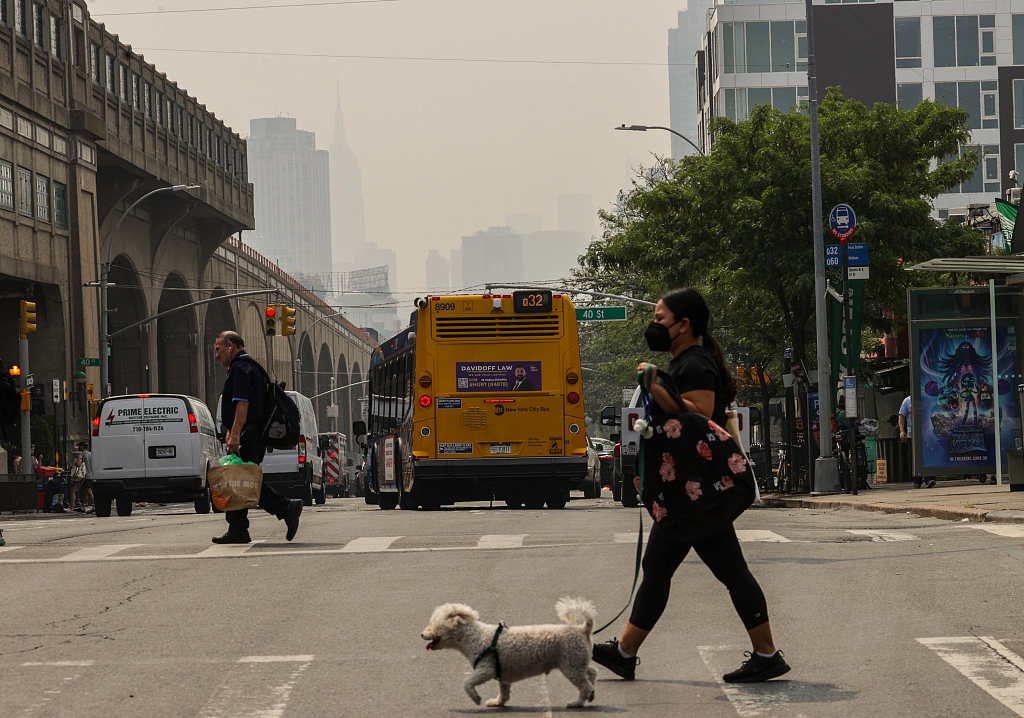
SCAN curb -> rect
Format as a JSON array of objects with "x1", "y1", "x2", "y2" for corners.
[{"x1": 761, "y1": 496, "x2": 999, "y2": 523}]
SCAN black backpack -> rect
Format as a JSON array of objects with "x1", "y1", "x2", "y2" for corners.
[{"x1": 238, "y1": 356, "x2": 301, "y2": 450}]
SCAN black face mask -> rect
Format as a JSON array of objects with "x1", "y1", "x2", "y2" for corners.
[{"x1": 645, "y1": 320, "x2": 680, "y2": 352}]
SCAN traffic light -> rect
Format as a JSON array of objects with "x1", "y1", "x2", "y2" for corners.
[
  {"x1": 20, "y1": 301, "x2": 36, "y2": 338},
  {"x1": 264, "y1": 305, "x2": 278, "y2": 336},
  {"x1": 281, "y1": 305, "x2": 297, "y2": 336}
]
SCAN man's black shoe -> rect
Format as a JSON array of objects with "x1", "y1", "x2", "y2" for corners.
[
  {"x1": 723, "y1": 651, "x2": 790, "y2": 683},
  {"x1": 284, "y1": 499, "x2": 302, "y2": 541},
  {"x1": 592, "y1": 639, "x2": 638, "y2": 680},
  {"x1": 212, "y1": 532, "x2": 251, "y2": 544}
]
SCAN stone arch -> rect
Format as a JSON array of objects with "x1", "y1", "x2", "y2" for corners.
[
  {"x1": 242, "y1": 302, "x2": 268, "y2": 368},
  {"x1": 299, "y1": 334, "x2": 315, "y2": 398},
  {"x1": 316, "y1": 343, "x2": 333, "y2": 431},
  {"x1": 108, "y1": 255, "x2": 150, "y2": 395},
  {"x1": 336, "y1": 353, "x2": 350, "y2": 440},
  {"x1": 157, "y1": 273, "x2": 198, "y2": 396},
  {"x1": 204, "y1": 288, "x2": 235, "y2": 410}
]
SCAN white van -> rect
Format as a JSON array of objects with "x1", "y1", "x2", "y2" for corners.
[
  {"x1": 91, "y1": 394, "x2": 224, "y2": 517},
  {"x1": 262, "y1": 392, "x2": 324, "y2": 505}
]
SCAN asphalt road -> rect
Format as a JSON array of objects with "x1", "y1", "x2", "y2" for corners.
[{"x1": 3, "y1": 495, "x2": 1024, "y2": 717}]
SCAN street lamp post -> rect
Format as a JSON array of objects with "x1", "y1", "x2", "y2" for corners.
[
  {"x1": 615, "y1": 124, "x2": 704, "y2": 156},
  {"x1": 99, "y1": 184, "x2": 199, "y2": 399}
]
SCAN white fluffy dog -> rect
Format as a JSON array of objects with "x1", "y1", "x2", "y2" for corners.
[{"x1": 421, "y1": 597, "x2": 598, "y2": 708}]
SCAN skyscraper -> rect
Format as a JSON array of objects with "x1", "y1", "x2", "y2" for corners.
[
  {"x1": 425, "y1": 249, "x2": 451, "y2": 292},
  {"x1": 668, "y1": 2, "x2": 715, "y2": 160},
  {"x1": 248, "y1": 117, "x2": 331, "y2": 276},
  {"x1": 330, "y1": 85, "x2": 366, "y2": 271}
]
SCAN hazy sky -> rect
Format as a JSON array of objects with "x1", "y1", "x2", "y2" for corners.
[{"x1": 90, "y1": 0, "x2": 692, "y2": 294}]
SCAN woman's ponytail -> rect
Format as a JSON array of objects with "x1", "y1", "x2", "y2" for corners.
[
  {"x1": 701, "y1": 330, "x2": 737, "y2": 404},
  {"x1": 660, "y1": 287, "x2": 737, "y2": 403}
]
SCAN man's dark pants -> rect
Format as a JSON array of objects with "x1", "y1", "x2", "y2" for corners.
[{"x1": 225, "y1": 427, "x2": 291, "y2": 535}]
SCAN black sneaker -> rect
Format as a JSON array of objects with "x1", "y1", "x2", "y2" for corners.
[
  {"x1": 592, "y1": 639, "x2": 638, "y2": 680},
  {"x1": 723, "y1": 651, "x2": 790, "y2": 683},
  {"x1": 926, "y1": 479, "x2": 936, "y2": 488}
]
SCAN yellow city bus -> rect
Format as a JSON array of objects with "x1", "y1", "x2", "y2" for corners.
[{"x1": 357, "y1": 290, "x2": 588, "y2": 510}]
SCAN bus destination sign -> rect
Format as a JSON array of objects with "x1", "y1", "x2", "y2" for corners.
[{"x1": 512, "y1": 290, "x2": 552, "y2": 313}]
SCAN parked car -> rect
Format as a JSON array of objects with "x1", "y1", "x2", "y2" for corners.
[
  {"x1": 589, "y1": 436, "x2": 615, "y2": 490},
  {"x1": 319, "y1": 432, "x2": 348, "y2": 498},
  {"x1": 91, "y1": 394, "x2": 224, "y2": 517}
]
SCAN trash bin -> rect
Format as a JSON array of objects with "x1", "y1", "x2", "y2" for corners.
[{"x1": 874, "y1": 437, "x2": 912, "y2": 483}]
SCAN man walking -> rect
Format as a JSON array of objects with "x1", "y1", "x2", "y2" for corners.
[
  {"x1": 213, "y1": 331, "x2": 302, "y2": 544},
  {"x1": 899, "y1": 395, "x2": 935, "y2": 489}
]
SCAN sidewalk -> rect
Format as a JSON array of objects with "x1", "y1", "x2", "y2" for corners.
[{"x1": 762, "y1": 479, "x2": 1024, "y2": 524}]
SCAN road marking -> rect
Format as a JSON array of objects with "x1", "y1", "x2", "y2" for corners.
[
  {"x1": 199, "y1": 656, "x2": 312, "y2": 718},
  {"x1": 698, "y1": 645, "x2": 804, "y2": 718},
  {"x1": 918, "y1": 637, "x2": 1024, "y2": 716},
  {"x1": 195, "y1": 541, "x2": 263, "y2": 558},
  {"x1": 539, "y1": 673, "x2": 554, "y2": 718},
  {"x1": 60, "y1": 544, "x2": 142, "y2": 561},
  {"x1": 968, "y1": 525, "x2": 1024, "y2": 538},
  {"x1": 847, "y1": 530, "x2": 919, "y2": 542},
  {"x1": 476, "y1": 534, "x2": 526, "y2": 549},
  {"x1": 736, "y1": 530, "x2": 791, "y2": 543},
  {"x1": 614, "y1": 532, "x2": 648, "y2": 544},
  {"x1": 21, "y1": 660, "x2": 95, "y2": 666},
  {"x1": 0, "y1": 545, "x2": 23, "y2": 553},
  {"x1": 340, "y1": 536, "x2": 402, "y2": 553}
]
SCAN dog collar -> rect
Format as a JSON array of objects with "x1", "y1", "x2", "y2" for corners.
[{"x1": 473, "y1": 622, "x2": 506, "y2": 679}]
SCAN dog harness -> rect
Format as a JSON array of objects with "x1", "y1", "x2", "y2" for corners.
[{"x1": 473, "y1": 622, "x2": 506, "y2": 679}]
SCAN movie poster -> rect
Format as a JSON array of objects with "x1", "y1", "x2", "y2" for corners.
[{"x1": 918, "y1": 326, "x2": 1018, "y2": 471}]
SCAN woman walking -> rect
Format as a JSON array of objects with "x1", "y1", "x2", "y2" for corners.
[{"x1": 592, "y1": 287, "x2": 789, "y2": 683}]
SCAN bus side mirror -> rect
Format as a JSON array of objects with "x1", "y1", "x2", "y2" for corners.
[
  {"x1": 600, "y1": 406, "x2": 620, "y2": 426},
  {"x1": 610, "y1": 433, "x2": 621, "y2": 443},
  {"x1": 352, "y1": 420, "x2": 367, "y2": 437},
  {"x1": 749, "y1": 407, "x2": 762, "y2": 426}
]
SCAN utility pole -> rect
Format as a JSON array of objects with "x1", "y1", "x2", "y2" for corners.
[{"x1": 19, "y1": 300, "x2": 36, "y2": 481}]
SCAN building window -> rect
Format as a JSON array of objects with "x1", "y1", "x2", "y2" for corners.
[
  {"x1": 895, "y1": 17, "x2": 921, "y2": 68},
  {"x1": 49, "y1": 15, "x2": 61, "y2": 59},
  {"x1": 35, "y1": 174, "x2": 49, "y2": 222},
  {"x1": 145, "y1": 82, "x2": 152, "y2": 119},
  {"x1": 982, "y1": 80, "x2": 998, "y2": 129},
  {"x1": 723, "y1": 86, "x2": 801, "y2": 119},
  {"x1": 15, "y1": 0, "x2": 26, "y2": 37},
  {"x1": 178, "y1": 107, "x2": 184, "y2": 140},
  {"x1": 936, "y1": 81, "x2": 984, "y2": 131},
  {"x1": 35, "y1": 126, "x2": 49, "y2": 148},
  {"x1": 1015, "y1": 16, "x2": 1024, "y2": 65},
  {"x1": 0, "y1": 108, "x2": 12, "y2": 129},
  {"x1": 119, "y1": 64, "x2": 128, "y2": 103},
  {"x1": 72, "y1": 3, "x2": 83, "y2": 23},
  {"x1": 897, "y1": 83, "x2": 923, "y2": 111},
  {"x1": 16, "y1": 116, "x2": 31, "y2": 138},
  {"x1": 156, "y1": 91, "x2": 163, "y2": 126},
  {"x1": 52, "y1": 181, "x2": 67, "y2": 228},
  {"x1": 188, "y1": 116, "x2": 194, "y2": 146},
  {"x1": 133, "y1": 73, "x2": 141, "y2": 111},
  {"x1": 17, "y1": 168, "x2": 32, "y2": 217},
  {"x1": 721, "y1": 21, "x2": 803, "y2": 73},
  {"x1": 1, "y1": 0, "x2": 7, "y2": 27},
  {"x1": 105, "y1": 54, "x2": 114, "y2": 94},
  {"x1": 934, "y1": 16, "x2": 995, "y2": 68},
  {"x1": 32, "y1": 4, "x2": 43, "y2": 49},
  {"x1": 89, "y1": 43, "x2": 99, "y2": 84},
  {"x1": 52, "y1": 135, "x2": 66, "y2": 155},
  {"x1": 0, "y1": 161, "x2": 13, "y2": 211},
  {"x1": 77, "y1": 140, "x2": 95, "y2": 164}
]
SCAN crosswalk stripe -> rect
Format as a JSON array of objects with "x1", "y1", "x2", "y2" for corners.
[
  {"x1": 847, "y1": 530, "x2": 919, "y2": 542},
  {"x1": 21, "y1": 661, "x2": 95, "y2": 666},
  {"x1": 0, "y1": 545, "x2": 23, "y2": 553},
  {"x1": 60, "y1": 545, "x2": 142, "y2": 561},
  {"x1": 968, "y1": 524, "x2": 1024, "y2": 538},
  {"x1": 918, "y1": 637, "x2": 1024, "y2": 716},
  {"x1": 697, "y1": 645, "x2": 799, "y2": 717},
  {"x1": 736, "y1": 530, "x2": 791, "y2": 543},
  {"x1": 199, "y1": 656, "x2": 312, "y2": 718},
  {"x1": 195, "y1": 541, "x2": 263, "y2": 558},
  {"x1": 238, "y1": 655, "x2": 315, "y2": 663},
  {"x1": 340, "y1": 536, "x2": 402, "y2": 553},
  {"x1": 614, "y1": 533, "x2": 648, "y2": 544},
  {"x1": 476, "y1": 534, "x2": 526, "y2": 549}
]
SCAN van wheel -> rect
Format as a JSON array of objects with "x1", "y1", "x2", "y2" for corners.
[
  {"x1": 378, "y1": 492, "x2": 398, "y2": 510},
  {"x1": 524, "y1": 494, "x2": 545, "y2": 510},
  {"x1": 612, "y1": 474, "x2": 622, "y2": 502},
  {"x1": 313, "y1": 486, "x2": 326, "y2": 504},
  {"x1": 582, "y1": 477, "x2": 596, "y2": 499},
  {"x1": 95, "y1": 495, "x2": 112, "y2": 517},
  {"x1": 194, "y1": 489, "x2": 211, "y2": 514},
  {"x1": 621, "y1": 478, "x2": 639, "y2": 508},
  {"x1": 116, "y1": 496, "x2": 133, "y2": 516},
  {"x1": 302, "y1": 478, "x2": 313, "y2": 506}
]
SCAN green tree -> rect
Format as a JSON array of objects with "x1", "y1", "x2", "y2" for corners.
[{"x1": 580, "y1": 89, "x2": 986, "y2": 381}]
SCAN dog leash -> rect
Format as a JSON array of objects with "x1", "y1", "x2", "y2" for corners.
[
  {"x1": 594, "y1": 367, "x2": 653, "y2": 635},
  {"x1": 473, "y1": 622, "x2": 506, "y2": 679}
]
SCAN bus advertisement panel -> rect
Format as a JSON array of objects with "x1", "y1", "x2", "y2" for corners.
[{"x1": 361, "y1": 292, "x2": 588, "y2": 510}]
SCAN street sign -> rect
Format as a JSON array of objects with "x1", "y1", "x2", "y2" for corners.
[
  {"x1": 784, "y1": 348, "x2": 793, "y2": 359},
  {"x1": 848, "y1": 266, "x2": 870, "y2": 280},
  {"x1": 847, "y1": 242, "x2": 869, "y2": 266},
  {"x1": 77, "y1": 358, "x2": 100, "y2": 367},
  {"x1": 845, "y1": 375, "x2": 858, "y2": 418},
  {"x1": 52, "y1": 379, "x2": 60, "y2": 404},
  {"x1": 622, "y1": 387, "x2": 633, "y2": 406},
  {"x1": 825, "y1": 244, "x2": 841, "y2": 267},
  {"x1": 25, "y1": 374, "x2": 33, "y2": 388},
  {"x1": 829, "y1": 203, "x2": 857, "y2": 241},
  {"x1": 576, "y1": 306, "x2": 627, "y2": 322}
]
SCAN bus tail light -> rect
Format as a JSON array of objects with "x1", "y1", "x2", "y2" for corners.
[
  {"x1": 566, "y1": 371, "x2": 579, "y2": 385},
  {"x1": 188, "y1": 413, "x2": 198, "y2": 433},
  {"x1": 92, "y1": 416, "x2": 100, "y2": 437},
  {"x1": 484, "y1": 398, "x2": 515, "y2": 403},
  {"x1": 298, "y1": 435, "x2": 306, "y2": 463},
  {"x1": 419, "y1": 373, "x2": 432, "y2": 388},
  {"x1": 567, "y1": 392, "x2": 580, "y2": 404},
  {"x1": 419, "y1": 395, "x2": 432, "y2": 408},
  {"x1": 614, "y1": 443, "x2": 621, "y2": 458}
]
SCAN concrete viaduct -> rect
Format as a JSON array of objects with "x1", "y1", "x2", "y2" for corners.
[{"x1": 0, "y1": 0, "x2": 374, "y2": 446}]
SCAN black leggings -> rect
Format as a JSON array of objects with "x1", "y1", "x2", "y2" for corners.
[{"x1": 629, "y1": 521, "x2": 769, "y2": 632}]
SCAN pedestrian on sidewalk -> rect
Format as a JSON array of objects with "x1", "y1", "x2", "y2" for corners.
[
  {"x1": 74, "y1": 441, "x2": 95, "y2": 512},
  {"x1": 592, "y1": 287, "x2": 790, "y2": 684},
  {"x1": 212, "y1": 331, "x2": 301, "y2": 544},
  {"x1": 899, "y1": 395, "x2": 935, "y2": 489}
]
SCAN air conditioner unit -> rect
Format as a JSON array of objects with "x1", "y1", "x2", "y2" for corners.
[
  {"x1": 1007, "y1": 187, "x2": 1022, "y2": 204},
  {"x1": 947, "y1": 209, "x2": 968, "y2": 225}
]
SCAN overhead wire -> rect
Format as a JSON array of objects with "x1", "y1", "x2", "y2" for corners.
[{"x1": 95, "y1": 0, "x2": 408, "y2": 16}]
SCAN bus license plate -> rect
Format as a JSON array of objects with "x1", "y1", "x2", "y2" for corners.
[
  {"x1": 490, "y1": 443, "x2": 511, "y2": 455},
  {"x1": 623, "y1": 444, "x2": 638, "y2": 455}
]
